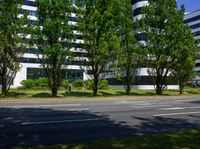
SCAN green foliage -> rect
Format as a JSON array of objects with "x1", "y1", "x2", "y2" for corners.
[
  {"x1": 77, "y1": 0, "x2": 122, "y2": 95},
  {"x1": 114, "y1": 0, "x2": 143, "y2": 95},
  {"x1": 35, "y1": 78, "x2": 49, "y2": 87},
  {"x1": 62, "y1": 80, "x2": 69, "y2": 89},
  {"x1": 98, "y1": 80, "x2": 109, "y2": 90},
  {"x1": 84, "y1": 80, "x2": 94, "y2": 90},
  {"x1": 84, "y1": 80, "x2": 109, "y2": 90},
  {"x1": 21, "y1": 80, "x2": 36, "y2": 89},
  {"x1": 73, "y1": 80, "x2": 84, "y2": 88},
  {"x1": 0, "y1": 0, "x2": 28, "y2": 96},
  {"x1": 21, "y1": 78, "x2": 49, "y2": 88},
  {"x1": 139, "y1": 0, "x2": 198, "y2": 95},
  {"x1": 31, "y1": 0, "x2": 74, "y2": 97}
]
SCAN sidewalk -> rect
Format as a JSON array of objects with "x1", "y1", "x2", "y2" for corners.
[{"x1": 0, "y1": 95, "x2": 199, "y2": 105}]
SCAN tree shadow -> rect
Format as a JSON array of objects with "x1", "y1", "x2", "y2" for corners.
[
  {"x1": 0, "y1": 107, "x2": 199, "y2": 148},
  {"x1": 62, "y1": 91, "x2": 93, "y2": 97},
  {"x1": 4, "y1": 92, "x2": 27, "y2": 98},
  {"x1": 186, "y1": 90, "x2": 200, "y2": 95},
  {"x1": 32, "y1": 93, "x2": 52, "y2": 98}
]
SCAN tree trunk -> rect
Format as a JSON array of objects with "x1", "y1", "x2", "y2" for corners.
[
  {"x1": 179, "y1": 81, "x2": 184, "y2": 95},
  {"x1": 156, "y1": 87, "x2": 163, "y2": 95},
  {"x1": 155, "y1": 80, "x2": 163, "y2": 95},
  {"x1": 1, "y1": 66, "x2": 8, "y2": 97},
  {"x1": 51, "y1": 86, "x2": 58, "y2": 97},
  {"x1": 126, "y1": 84, "x2": 131, "y2": 95},
  {"x1": 51, "y1": 75, "x2": 58, "y2": 97},
  {"x1": 93, "y1": 75, "x2": 98, "y2": 96}
]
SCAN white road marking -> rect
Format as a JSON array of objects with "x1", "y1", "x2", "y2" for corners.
[
  {"x1": 176, "y1": 99, "x2": 200, "y2": 102},
  {"x1": 154, "y1": 111, "x2": 200, "y2": 117},
  {"x1": 132, "y1": 105, "x2": 172, "y2": 109},
  {"x1": 21, "y1": 118, "x2": 104, "y2": 125},
  {"x1": 67, "y1": 108, "x2": 89, "y2": 111},
  {"x1": 157, "y1": 106, "x2": 200, "y2": 111},
  {"x1": 115, "y1": 100, "x2": 158, "y2": 105},
  {"x1": 0, "y1": 104, "x2": 81, "y2": 108},
  {"x1": 157, "y1": 107, "x2": 185, "y2": 111}
]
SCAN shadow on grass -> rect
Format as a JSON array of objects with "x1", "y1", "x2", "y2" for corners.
[
  {"x1": 115, "y1": 91, "x2": 156, "y2": 96},
  {"x1": 5, "y1": 92, "x2": 27, "y2": 98},
  {"x1": 32, "y1": 92, "x2": 52, "y2": 98},
  {"x1": 186, "y1": 90, "x2": 200, "y2": 95},
  {"x1": 98, "y1": 91, "x2": 116, "y2": 96},
  {"x1": 62, "y1": 91, "x2": 93, "y2": 97}
]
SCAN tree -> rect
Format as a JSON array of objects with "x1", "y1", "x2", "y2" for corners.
[
  {"x1": 0, "y1": 0, "x2": 27, "y2": 97},
  {"x1": 139, "y1": 0, "x2": 197, "y2": 95},
  {"x1": 114, "y1": 0, "x2": 143, "y2": 95},
  {"x1": 31, "y1": 0, "x2": 74, "y2": 97},
  {"x1": 172, "y1": 6, "x2": 198, "y2": 95},
  {"x1": 77, "y1": 0, "x2": 120, "y2": 96}
]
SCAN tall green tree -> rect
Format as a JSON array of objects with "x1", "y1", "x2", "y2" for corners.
[
  {"x1": 115, "y1": 0, "x2": 143, "y2": 95},
  {"x1": 0, "y1": 0, "x2": 27, "y2": 97},
  {"x1": 140, "y1": 0, "x2": 197, "y2": 95},
  {"x1": 77, "y1": 0, "x2": 120, "y2": 96},
  {"x1": 32, "y1": 0, "x2": 74, "y2": 97},
  {"x1": 172, "y1": 6, "x2": 198, "y2": 94}
]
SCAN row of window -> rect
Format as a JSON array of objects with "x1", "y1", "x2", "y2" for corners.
[
  {"x1": 20, "y1": 9, "x2": 78, "y2": 22},
  {"x1": 23, "y1": 0, "x2": 78, "y2": 6},
  {"x1": 21, "y1": 57, "x2": 89, "y2": 66},
  {"x1": 194, "y1": 31, "x2": 200, "y2": 36},
  {"x1": 133, "y1": 7, "x2": 142, "y2": 16},
  {"x1": 189, "y1": 23, "x2": 200, "y2": 30},
  {"x1": 131, "y1": 0, "x2": 147, "y2": 5},
  {"x1": 24, "y1": 48, "x2": 88, "y2": 57},
  {"x1": 184, "y1": 14, "x2": 200, "y2": 24},
  {"x1": 107, "y1": 76, "x2": 178, "y2": 85},
  {"x1": 27, "y1": 68, "x2": 83, "y2": 80},
  {"x1": 196, "y1": 63, "x2": 200, "y2": 67}
]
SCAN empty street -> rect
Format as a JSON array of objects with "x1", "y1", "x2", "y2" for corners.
[{"x1": 0, "y1": 97, "x2": 200, "y2": 148}]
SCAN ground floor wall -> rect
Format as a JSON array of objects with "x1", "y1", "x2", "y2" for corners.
[
  {"x1": 11, "y1": 63, "x2": 88, "y2": 88},
  {"x1": 10, "y1": 64, "x2": 200, "y2": 90}
]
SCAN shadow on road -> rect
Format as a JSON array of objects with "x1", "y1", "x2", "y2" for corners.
[{"x1": 0, "y1": 107, "x2": 199, "y2": 148}]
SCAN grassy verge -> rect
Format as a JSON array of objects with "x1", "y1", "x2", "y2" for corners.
[
  {"x1": 0, "y1": 87, "x2": 200, "y2": 99},
  {"x1": 15, "y1": 129, "x2": 200, "y2": 149}
]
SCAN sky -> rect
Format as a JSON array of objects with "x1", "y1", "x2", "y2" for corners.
[{"x1": 177, "y1": 0, "x2": 200, "y2": 13}]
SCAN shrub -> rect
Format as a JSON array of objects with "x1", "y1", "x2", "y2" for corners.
[
  {"x1": 73, "y1": 79, "x2": 84, "y2": 87},
  {"x1": 84, "y1": 79, "x2": 109, "y2": 90},
  {"x1": 35, "y1": 78, "x2": 49, "y2": 87},
  {"x1": 62, "y1": 80, "x2": 69, "y2": 89},
  {"x1": 99, "y1": 79, "x2": 109, "y2": 90},
  {"x1": 84, "y1": 80, "x2": 93, "y2": 90},
  {"x1": 21, "y1": 79, "x2": 35, "y2": 88}
]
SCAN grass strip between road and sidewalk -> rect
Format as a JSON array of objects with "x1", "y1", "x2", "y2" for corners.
[
  {"x1": 1, "y1": 87, "x2": 200, "y2": 99},
  {"x1": 15, "y1": 129, "x2": 200, "y2": 149}
]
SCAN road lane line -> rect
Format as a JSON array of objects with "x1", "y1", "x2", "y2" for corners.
[
  {"x1": 154, "y1": 111, "x2": 200, "y2": 117},
  {"x1": 67, "y1": 108, "x2": 89, "y2": 111},
  {"x1": 132, "y1": 105, "x2": 172, "y2": 109},
  {"x1": 21, "y1": 118, "x2": 104, "y2": 125},
  {"x1": 157, "y1": 107, "x2": 185, "y2": 111},
  {"x1": 157, "y1": 106, "x2": 200, "y2": 111},
  {"x1": 176, "y1": 99, "x2": 200, "y2": 102},
  {"x1": 0, "y1": 104, "x2": 81, "y2": 108}
]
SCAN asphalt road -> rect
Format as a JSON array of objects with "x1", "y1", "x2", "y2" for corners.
[{"x1": 0, "y1": 97, "x2": 200, "y2": 148}]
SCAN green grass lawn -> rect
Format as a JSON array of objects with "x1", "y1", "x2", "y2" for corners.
[
  {"x1": 0, "y1": 87, "x2": 200, "y2": 99},
  {"x1": 14, "y1": 129, "x2": 200, "y2": 149}
]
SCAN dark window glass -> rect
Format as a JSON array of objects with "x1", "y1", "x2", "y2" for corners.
[
  {"x1": 184, "y1": 15, "x2": 200, "y2": 24},
  {"x1": 27, "y1": 68, "x2": 83, "y2": 80}
]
